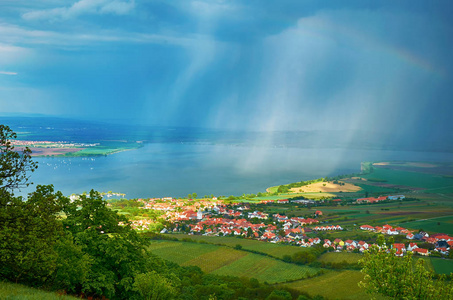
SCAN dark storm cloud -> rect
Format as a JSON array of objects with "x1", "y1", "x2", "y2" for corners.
[{"x1": 0, "y1": 0, "x2": 452, "y2": 149}]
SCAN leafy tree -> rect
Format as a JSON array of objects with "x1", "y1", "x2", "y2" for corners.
[
  {"x1": 134, "y1": 271, "x2": 179, "y2": 300},
  {"x1": 0, "y1": 185, "x2": 65, "y2": 286},
  {"x1": 359, "y1": 245, "x2": 453, "y2": 298},
  {"x1": 0, "y1": 125, "x2": 37, "y2": 191},
  {"x1": 266, "y1": 290, "x2": 292, "y2": 300},
  {"x1": 376, "y1": 234, "x2": 385, "y2": 247},
  {"x1": 60, "y1": 190, "x2": 153, "y2": 299}
]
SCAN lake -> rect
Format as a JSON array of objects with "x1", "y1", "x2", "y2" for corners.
[{"x1": 22, "y1": 143, "x2": 453, "y2": 199}]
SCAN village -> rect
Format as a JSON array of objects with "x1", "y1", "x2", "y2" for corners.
[{"x1": 125, "y1": 194, "x2": 452, "y2": 258}]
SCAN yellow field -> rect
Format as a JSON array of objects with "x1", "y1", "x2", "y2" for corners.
[{"x1": 290, "y1": 181, "x2": 361, "y2": 193}]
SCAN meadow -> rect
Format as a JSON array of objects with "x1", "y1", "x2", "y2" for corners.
[
  {"x1": 148, "y1": 240, "x2": 319, "y2": 283},
  {"x1": 399, "y1": 215, "x2": 453, "y2": 235},
  {"x1": 169, "y1": 233, "x2": 311, "y2": 259},
  {"x1": 361, "y1": 166, "x2": 453, "y2": 193},
  {"x1": 318, "y1": 252, "x2": 362, "y2": 264},
  {"x1": 0, "y1": 281, "x2": 78, "y2": 300},
  {"x1": 430, "y1": 258, "x2": 453, "y2": 274},
  {"x1": 280, "y1": 270, "x2": 383, "y2": 300}
]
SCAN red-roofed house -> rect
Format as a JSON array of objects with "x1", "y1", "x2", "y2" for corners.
[
  {"x1": 413, "y1": 248, "x2": 429, "y2": 256},
  {"x1": 407, "y1": 243, "x2": 418, "y2": 251},
  {"x1": 261, "y1": 232, "x2": 276, "y2": 240},
  {"x1": 392, "y1": 243, "x2": 406, "y2": 256},
  {"x1": 426, "y1": 237, "x2": 437, "y2": 244},
  {"x1": 360, "y1": 225, "x2": 375, "y2": 231},
  {"x1": 436, "y1": 235, "x2": 453, "y2": 241},
  {"x1": 383, "y1": 224, "x2": 393, "y2": 231},
  {"x1": 358, "y1": 241, "x2": 369, "y2": 249},
  {"x1": 334, "y1": 239, "x2": 344, "y2": 247}
]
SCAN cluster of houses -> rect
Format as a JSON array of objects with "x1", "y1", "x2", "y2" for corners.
[
  {"x1": 129, "y1": 219, "x2": 156, "y2": 231},
  {"x1": 158, "y1": 206, "x2": 356, "y2": 247},
  {"x1": 130, "y1": 195, "x2": 452, "y2": 258},
  {"x1": 356, "y1": 195, "x2": 405, "y2": 203},
  {"x1": 360, "y1": 224, "x2": 411, "y2": 235},
  {"x1": 360, "y1": 224, "x2": 452, "y2": 256},
  {"x1": 163, "y1": 214, "x2": 327, "y2": 242},
  {"x1": 135, "y1": 196, "x2": 319, "y2": 223}
]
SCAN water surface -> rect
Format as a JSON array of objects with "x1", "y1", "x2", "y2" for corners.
[{"x1": 23, "y1": 143, "x2": 453, "y2": 198}]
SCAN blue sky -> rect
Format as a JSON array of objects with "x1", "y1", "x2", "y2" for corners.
[{"x1": 0, "y1": 1, "x2": 452, "y2": 144}]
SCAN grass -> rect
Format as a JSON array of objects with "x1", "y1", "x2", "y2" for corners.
[
  {"x1": 362, "y1": 167, "x2": 453, "y2": 193},
  {"x1": 354, "y1": 183, "x2": 398, "y2": 194},
  {"x1": 168, "y1": 234, "x2": 310, "y2": 259},
  {"x1": 0, "y1": 281, "x2": 78, "y2": 300},
  {"x1": 318, "y1": 252, "x2": 362, "y2": 264},
  {"x1": 430, "y1": 258, "x2": 453, "y2": 275},
  {"x1": 148, "y1": 240, "x2": 219, "y2": 264},
  {"x1": 148, "y1": 240, "x2": 319, "y2": 284},
  {"x1": 182, "y1": 247, "x2": 248, "y2": 273},
  {"x1": 210, "y1": 254, "x2": 318, "y2": 284},
  {"x1": 266, "y1": 186, "x2": 279, "y2": 194},
  {"x1": 281, "y1": 270, "x2": 383, "y2": 299},
  {"x1": 399, "y1": 215, "x2": 453, "y2": 234}
]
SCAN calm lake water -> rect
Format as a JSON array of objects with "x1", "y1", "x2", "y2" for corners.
[{"x1": 21, "y1": 143, "x2": 453, "y2": 199}]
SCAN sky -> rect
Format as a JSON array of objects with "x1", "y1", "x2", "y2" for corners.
[{"x1": 0, "y1": 1, "x2": 452, "y2": 146}]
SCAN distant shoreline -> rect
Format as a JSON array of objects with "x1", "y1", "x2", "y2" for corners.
[{"x1": 17, "y1": 145, "x2": 141, "y2": 158}]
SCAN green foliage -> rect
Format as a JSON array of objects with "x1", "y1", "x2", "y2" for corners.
[
  {"x1": 60, "y1": 190, "x2": 153, "y2": 299},
  {"x1": 359, "y1": 245, "x2": 453, "y2": 298},
  {"x1": 0, "y1": 125, "x2": 38, "y2": 190},
  {"x1": 277, "y1": 185, "x2": 289, "y2": 193},
  {"x1": 133, "y1": 271, "x2": 179, "y2": 300},
  {"x1": 51, "y1": 233, "x2": 91, "y2": 293},
  {"x1": 0, "y1": 185, "x2": 65, "y2": 286},
  {"x1": 266, "y1": 289, "x2": 292, "y2": 300}
]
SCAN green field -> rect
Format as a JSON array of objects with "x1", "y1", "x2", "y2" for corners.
[
  {"x1": 148, "y1": 240, "x2": 219, "y2": 264},
  {"x1": 211, "y1": 254, "x2": 316, "y2": 284},
  {"x1": 362, "y1": 167, "x2": 453, "y2": 193},
  {"x1": 148, "y1": 240, "x2": 319, "y2": 283},
  {"x1": 169, "y1": 234, "x2": 310, "y2": 259},
  {"x1": 354, "y1": 183, "x2": 398, "y2": 194},
  {"x1": 0, "y1": 281, "x2": 78, "y2": 300},
  {"x1": 281, "y1": 270, "x2": 383, "y2": 299},
  {"x1": 399, "y1": 215, "x2": 453, "y2": 234},
  {"x1": 430, "y1": 258, "x2": 453, "y2": 275},
  {"x1": 318, "y1": 252, "x2": 362, "y2": 264},
  {"x1": 66, "y1": 144, "x2": 141, "y2": 157}
]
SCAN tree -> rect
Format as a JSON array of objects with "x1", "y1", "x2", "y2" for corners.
[
  {"x1": 359, "y1": 245, "x2": 453, "y2": 299},
  {"x1": 0, "y1": 185, "x2": 67, "y2": 286},
  {"x1": 376, "y1": 234, "x2": 385, "y2": 247},
  {"x1": 133, "y1": 271, "x2": 179, "y2": 300},
  {"x1": 60, "y1": 190, "x2": 153, "y2": 299},
  {"x1": 0, "y1": 125, "x2": 37, "y2": 191},
  {"x1": 266, "y1": 289, "x2": 292, "y2": 300}
]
